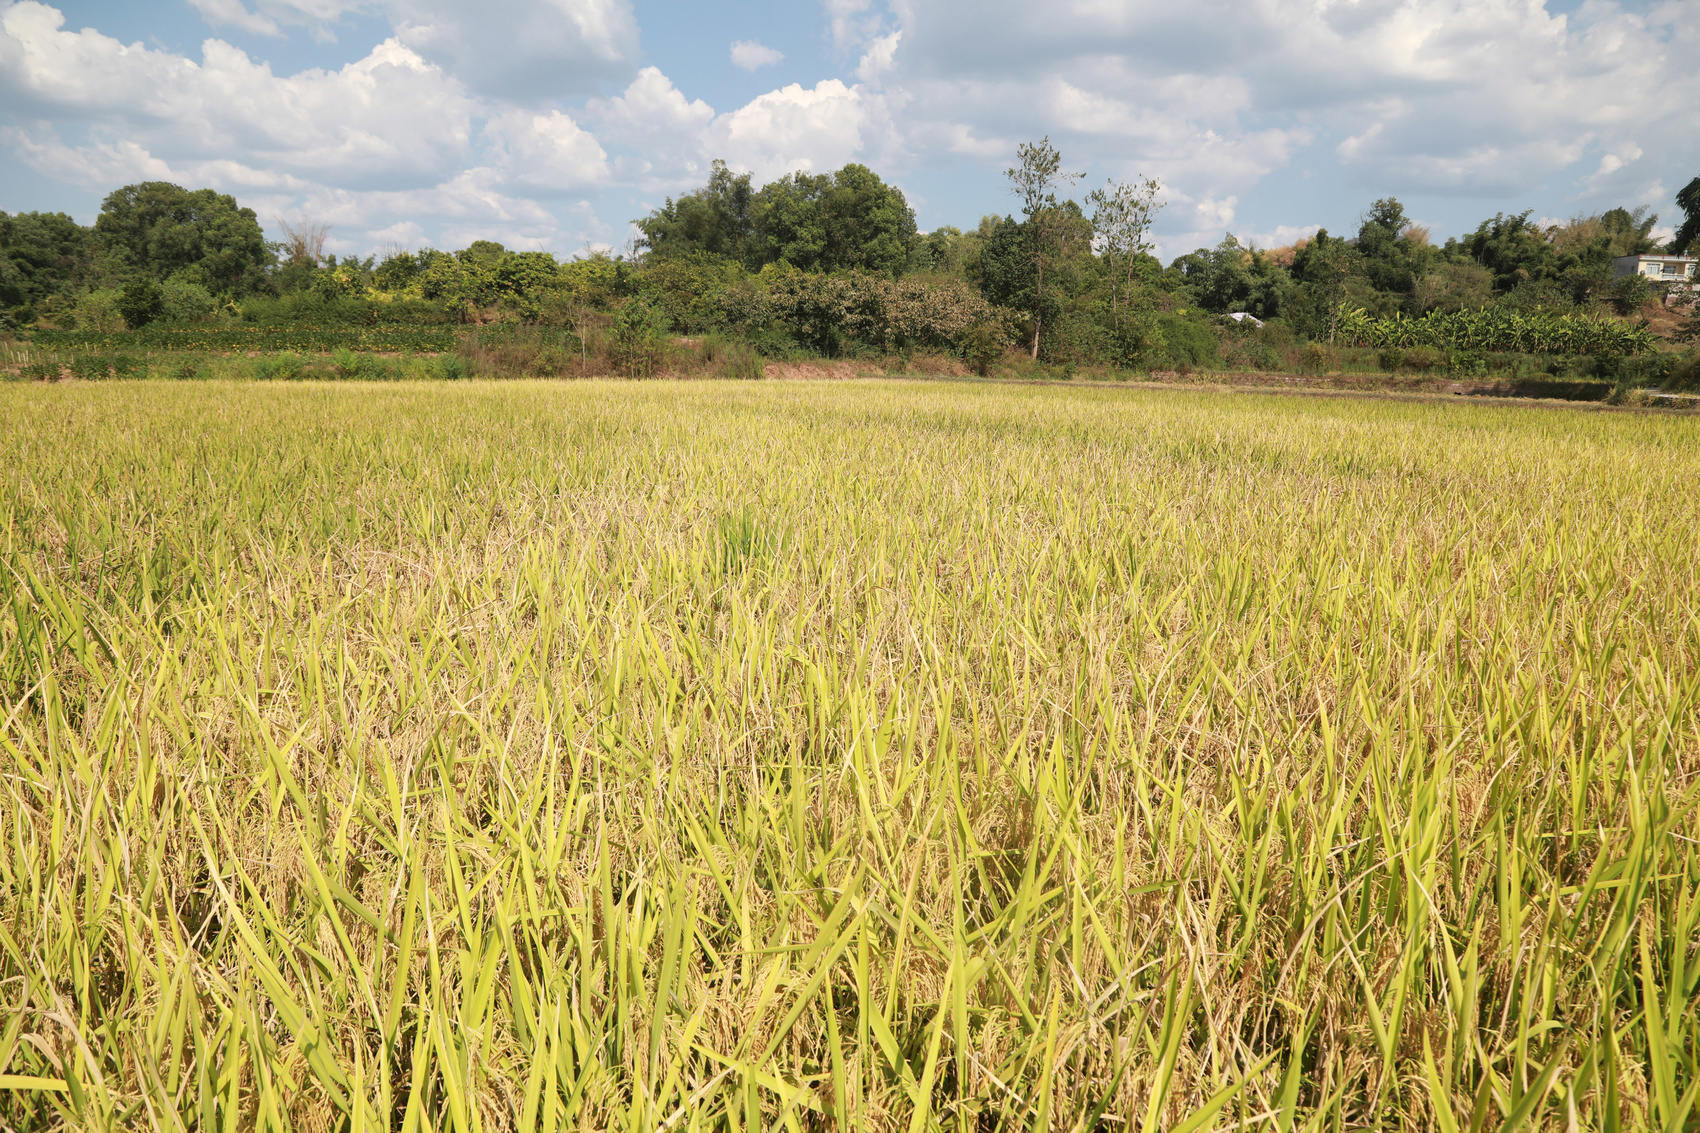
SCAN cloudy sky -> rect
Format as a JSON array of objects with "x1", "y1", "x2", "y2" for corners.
[{"x1": 1, "y1": 0, "x2": 1695, "y2": 261}]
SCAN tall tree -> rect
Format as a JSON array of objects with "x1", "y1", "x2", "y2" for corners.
[
  {"x1": 1672, "y1": 176, "x2": 1700, "y2": 254},
  {"x1": 1006, "y1": 138, "x2": 1081, "y2": 358},
  {"x1": 1088, "y1": 176, "x2": 1163, "y2": 329},
  {"x1": 1461, "y1": 211, "x2": 1560, "y2": 293},
  {"x1": 634, "y1": 160, "x2": 756, "y2": 262},
  {"x1": 0, "y1": 211, "x2": 94, "y2": 313},
  {"x1": 277, "y1": 216, "x2": 330, "y2": 267},
  {"x1": 94, "y1": 182, "x2": 272, "y2": 294},
  {"x1": 1354, "y1": 197, "x2": 1437, "y2": 296},
  {"x1": 1288, "y1": 230, "x2": 1361, "y2": 341}
]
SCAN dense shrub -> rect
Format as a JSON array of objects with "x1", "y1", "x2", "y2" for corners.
[
  {"x1": 1589, "y1": 350, "x2": 1680, "y2": 389},
  {"x1": 459, "y1": 327, "x2": 582, "y2": 378},
  {"x1": 252, "y1": 354, "x2": 308, "y2": 381},
  {"x1": 701, "y1": 336, "x2": 765, "y2": 380},
  {"x1": 726, "y1": 271, "x2": 1012, "y2": 358},
  {"x1": 1404, "y1": 346, "x2": 1439, "y2": 372},
  {"x1": 1153, "y1": 314, "x2": 1217, "y2": 369},
  {"x1": 1444, "y1": 349, "x2": 1490, "y2": 377},
  {"x1": 611, "y1": 298, "x2": 671, "y2": 377},
  {"x1": 239, "y1": 292, "x2": 454, "y2": 326},
  {"x1": 1298, "y1": 343, "x2": 1335, "y2": 374},
  {"x1": 961, "y1": 322, "x2": 1004, "y2": 376},
  {"x1": 37, "y1": 325, "x2": 458, "y2": 352}
]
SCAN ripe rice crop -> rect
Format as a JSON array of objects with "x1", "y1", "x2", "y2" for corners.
[{"x1": 1, "y1": 379, "x2": 1697, "y2": 1131}]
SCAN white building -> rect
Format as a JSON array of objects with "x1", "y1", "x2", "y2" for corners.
[{"x1": 1613, "y1": 254, "x2": 1697, "y2": 287}]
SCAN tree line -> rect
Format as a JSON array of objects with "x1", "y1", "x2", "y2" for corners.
[{"x1": 4, "y1": 158, "x2": 1697, "y2": 369}]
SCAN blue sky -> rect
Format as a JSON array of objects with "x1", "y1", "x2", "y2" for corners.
[{"x1": 2, "y1": 0, "x2": 1695, "y2": 262}]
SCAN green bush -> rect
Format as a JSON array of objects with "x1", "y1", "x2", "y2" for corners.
[
  {"x1": 1298, "y1": 343, "x2": 1335, "y2": 374},
  {"x1": 252, "y1": 354, "x2": 308, "y2": 381},
  {"x1": 239, "y1": 292, "x2": 454, "y2": 327},
  {"x1": 1404, "y1": 346, "x2": 1439, "y2": 372},
  {"x1": 1377, "y1": 347, "x2": 1406, "y2": 372},
  {"x1": 1609, "y1": 273, "x2": 1653, "y2": 316},
  {"x1": 1154, "y1": 314, "x2": 1217, "y2": 369},
  {"x1": 160, "y1": 279, "x2": 218, "y2": 324},
  {"x1": 702, "y1": 337, "x2": 765, "y2": 380},
  {"x1": 117, "y1": 280, "x2": 166, "y2": 330},
  {"x1": 1444, "y1": 349, "x2": 1489, "y2": 377},
  {"x1": 1256, "y1": 320, "x2": 1295, "y2": 350},
  {"x1": 1220, "y1": 339, "x2": 1280, "y2": 372},
  {"x1": 70, "y1": 354, "x2": 111, "y2": 380},
  {"x1": 459, "y1": 327, "x2": 580, "y2": 377},
  {"x1": 1664, "y1": 350, "x2": 1700, "y2": 392},
  {"x1": 960, "y1": 321, "x2": 1005, "y2": 376},
  {"x1": 1593, "y1": 351, "x2": 1677, "y2": 390},
  {"x1": 331, "y1": 349, "x2": 404, "y2": 380},
  {"x1": 71, "y1": 290, "x2": 126, "y2": 333},
  {"x1": 611, "y1": 299, "x2": 670, "y2": 378},
  {"x1": 37, "y1": 325, "x2": 458, "y2": 353},
  {"x1": 729, "y1": 271, "x2": 1012, "y2": 359},
  {"x1": 430, "y1": 355, "x2": 470, "y2": 381}
]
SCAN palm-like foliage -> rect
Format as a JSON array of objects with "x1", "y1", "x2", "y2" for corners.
[{"x1": 1335, "y1": 304, "x2": 1656, "y2": 356}]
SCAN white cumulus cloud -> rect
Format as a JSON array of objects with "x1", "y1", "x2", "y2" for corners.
[
  {"x1": 387, "y1": 0, "x2": 639, "y2": 98},
  {"x1": 185, "y1": 0, "x2": 284, "y2": 38},
  {"x1": 5, "y1": 0, "x2": 1697, "y2": 261},
  {"x1": 730, "y1": 40, "x2": 783, "y2": 72},
  {"x1": 710, "y1": 80, "x2": 870, "y2": 182}
]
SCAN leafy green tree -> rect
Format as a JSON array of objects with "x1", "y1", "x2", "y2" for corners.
[
  {"x1": 752, "y1": 163, "x2": 917, "y2": 275},
  {"x1": 976, "y1": 216, "x2": 1043, "y2": 343},
  {"x1": 375, "y1": 250, "x2": 422, "y2": 292},
  {"x1": 1005, "y1": 138, "x2": 1082, "y2": 358},
  {"x1": 1354, "y1": 198, "x2": 1439, "y2": 297},
  {"x1": 637, "y1": 161, "x2": 916, "y2": 275},
  {"x1": 0, "y1": 211, "x2": 94, "y2": 314},
  {"x1": 637, "y1": 253, "x2": 747, "y2": 332},
  {"x1": 160, "y1": 278, "x2": 218, "y2": 323},
  {"x1": 1172, "y1": 236, "x2": 1291, "y2": 319},
  {"x1": 1460, "y1": 211, "x2": 1560, "y2": 292},
  {"x1": 413, "y1": 249, "x2": 467, "y2": 303},
  {"x1": 116, "y1": 278, "x2": 166, "y2": 329},
  {"x1": 1088, "y1": 177, "x2": 1163, "y2": 330},
  {"x1": 457, "y1": 240, "x2": 509, "y2": 269},
  {"x1": 636, "y1": 161, "x2": 756, "y2": 262},
  {"x1": 71, "y1": 289, "x2": 126, "y2": 332},
  {"x1": 1669, "y1": 178, "x2": 1698, "y2": 253},
  {"x1": 610, "y1": 297, "x2": 670, "y2": 377},
  {"x1": 1596, "y1": 207, "x2": 1660, "y2": 258},
  {"x1": 466, "y1": 251, "x2": 558, "y2": 317},
  {"x1": 1287, "y1": 230, "x2": 1363, "y2": 340},
  {"x1": 94, "y1": 182, "x2": 273, "y2": 294},
  {"x1": 557, "y1": 253, "x2": 631, "y2": 309},
  {"x1": 909, "y1": 226, "x2": 978, "y2": 276}
]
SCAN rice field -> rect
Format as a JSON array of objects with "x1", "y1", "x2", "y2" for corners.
[{"x1": 1, "y1": 378, "x2": 1697, "y2": 1132}]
